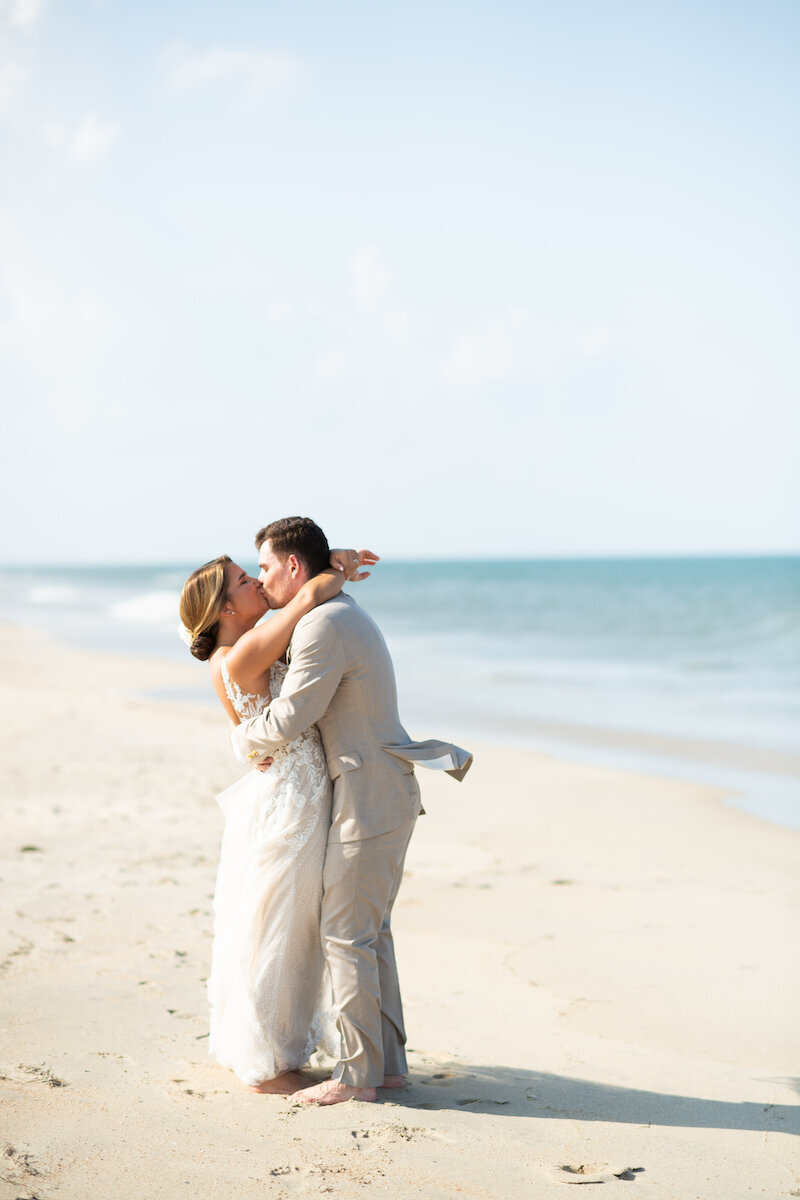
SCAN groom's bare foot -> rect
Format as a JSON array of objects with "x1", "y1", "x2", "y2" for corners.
[
  {"x1": 381, "y1": 1075, "x2": 407, "y2": 1089},
  {"x1": 249, "y1": 1070, "x2": 310, "y2": 1094},
  {"x1": 291, "y1": 1079, "x2": 378, "y2": 1105}
]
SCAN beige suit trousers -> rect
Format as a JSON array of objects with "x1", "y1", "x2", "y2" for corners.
[{"x1": 321, "y1": 810, "x2": 418, "y2": 1088}]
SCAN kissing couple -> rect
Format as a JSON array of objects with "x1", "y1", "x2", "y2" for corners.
[{"x1": 179, "y1": 516, "x2": 472, "y2": 1106}]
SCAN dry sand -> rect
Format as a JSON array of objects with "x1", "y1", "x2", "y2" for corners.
[{"x1": 1, "y1": 625, "x2": 798, "y2": 1199}]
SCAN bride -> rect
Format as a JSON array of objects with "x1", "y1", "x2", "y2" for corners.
[{"x1": 178, "y1": 547, "x2": 376, "y2": 1094}]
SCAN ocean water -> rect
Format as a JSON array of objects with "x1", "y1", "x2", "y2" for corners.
[{"x1": 1, "y1": 556, "x2": 798, "y2": 829}]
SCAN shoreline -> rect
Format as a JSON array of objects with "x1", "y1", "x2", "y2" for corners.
[
  {"x1": 1, "y1": 622, "x2": 798, "y2": 1198},
  {"x1": 144, "y1": 669, "x2": 800, "y2": 779},
  {"x1": 399, "y1": 702, "x2": 800, "y2": 834},
  {"x1": 146, "y1": 684, "x2": 800, "y2": 834}
]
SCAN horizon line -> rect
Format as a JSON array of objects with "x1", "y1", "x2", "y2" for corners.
[{"x1": 1, "y1": 549, "x2": 799, "y2": 569}]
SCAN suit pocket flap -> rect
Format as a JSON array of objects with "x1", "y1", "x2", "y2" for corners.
[{"x1": 327, "y1": 751, "x2": 362, "y2": 779}]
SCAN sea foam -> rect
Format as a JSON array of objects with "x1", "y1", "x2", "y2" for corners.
[
  {"x1": 111, "y1": 591, "x2": 179, "y2": 625},
  {"x1": 30, "y1": 585, "x2": 80, "y2": 604}
]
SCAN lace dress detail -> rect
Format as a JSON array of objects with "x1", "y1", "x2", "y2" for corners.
[
  {"x1": 207, "y1": 658, "x2": 337, "y2": 1085},
  {"x1": 220, "y1": 658, "x2": 271, "y2": 720}
]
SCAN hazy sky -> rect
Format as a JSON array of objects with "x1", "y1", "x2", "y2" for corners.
[{"x1": 1, "y1": 0, "x2": 797, "y2": 563}]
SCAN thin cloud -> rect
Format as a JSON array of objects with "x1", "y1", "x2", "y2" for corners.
[
  {"x1": 43, "y1": 113, "x2": 119, "y2": 163},
  {"x1": 313, "y1": 342, "x2": 363, "y2": 387},
  {"x1": 71, "y1": 113, "x2": 118, "y2": 162},
  {"x1": 349, "y1": 246, "x2": 392, "y2": 313},
  {"x1": 312, "y1": 246, "x2": 416, "y2": 391},
  {"x1": 441, "y1": 309, "x2": 609, "y2": 392},
  {"x1": 0, "y1": 53, "x2": 29, "y2": 118},
  {"x1": 164, "y1": 44, "x2": 307, "y2": 102},
  {"x1": 0, "y1": 218, "x2": 133, "y2": 425},
  {"x1": 6, "y1": 0, "x2": 44, "y2": 28},
  {"x1": 573, "y1": 327, "x2": 612, "y2": 357},
  {"x1": 266, "y1": 300, "x2": 293, "y2": 322}
]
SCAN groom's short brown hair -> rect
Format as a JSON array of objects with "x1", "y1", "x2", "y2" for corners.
[{"x1": 255, "y1": 516, "x2": 330, "y2": 577}]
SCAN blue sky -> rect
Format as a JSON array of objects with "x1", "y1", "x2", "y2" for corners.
[{"x1": 1, "y1": 0, "x2": 797, "y2": 562}]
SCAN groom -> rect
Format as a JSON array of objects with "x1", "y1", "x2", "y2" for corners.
[{"x1": 231, "y1": 516, "x2": 472, "y2": 1105}]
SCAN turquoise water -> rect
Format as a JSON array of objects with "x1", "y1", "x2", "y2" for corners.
[{"x1": 1, "y1": 556, "x2": 798, "y2": 827}]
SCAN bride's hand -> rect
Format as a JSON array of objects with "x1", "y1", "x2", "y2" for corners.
[{"x1": 329, "y1": 548, "x2": 380, "y2": 581}]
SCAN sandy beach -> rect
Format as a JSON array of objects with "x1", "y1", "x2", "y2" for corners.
[{"x1": 1, "y1": 623, "x2": 798, "y2": 1199}]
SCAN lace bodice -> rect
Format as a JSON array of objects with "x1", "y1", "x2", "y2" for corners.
[
  {"x1": 220, "y1": 656, "x2": 277, "y2": 721},
  {"x1": 220, "y1": 657, "x2": 323, "y2": 774}
]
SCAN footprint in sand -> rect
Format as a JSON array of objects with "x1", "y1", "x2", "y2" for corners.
[
  {"x1": 350, "y1": 1125, "x2": 440, "y2": 1146},
  {"x1": 547, "y1": 1163, "x2": 645, "y2": 1184},
  {"x1": 3, "y1": 1143, "x2": 43, "y2": 1185}
]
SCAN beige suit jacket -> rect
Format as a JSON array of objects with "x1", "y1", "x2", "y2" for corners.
[{"x1": 230, "y1": 593, "x2": 472, "y2": 843}]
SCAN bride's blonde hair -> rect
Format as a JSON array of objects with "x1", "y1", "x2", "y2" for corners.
[{"x1": 179, "y1": 555, "x2": 232, "y2": 661}]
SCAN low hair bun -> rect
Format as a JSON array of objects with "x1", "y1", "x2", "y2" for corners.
[
  {"x1": 190, "y1": 629, "x2": 217, "y2": 661},
  {"x1": 179, "y1": 557, "x2": 230, "y2": 663}
]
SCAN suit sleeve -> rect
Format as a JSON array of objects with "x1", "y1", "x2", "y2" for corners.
[{"x1": 230, "y1": 614, "x2": 345, "y2": 764}]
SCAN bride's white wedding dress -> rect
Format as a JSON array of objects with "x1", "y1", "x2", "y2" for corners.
[{"x1": 207, "y1": 659, "x2": 337, "y2": 1086}]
